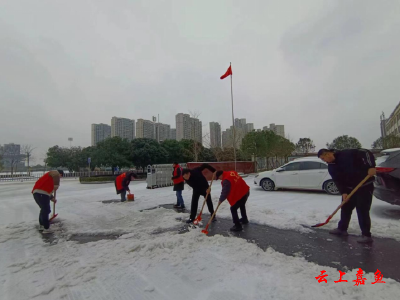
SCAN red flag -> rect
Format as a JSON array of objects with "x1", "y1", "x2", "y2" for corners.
[{"x1": 220, "y1": 65, "x2": 232, "y2": 80}]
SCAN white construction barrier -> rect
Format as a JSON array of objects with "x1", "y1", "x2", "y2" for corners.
[{"x1": 146, "y1": 163, "x2": 187, "y2": 189}]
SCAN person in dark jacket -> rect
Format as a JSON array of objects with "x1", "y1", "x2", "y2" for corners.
[
  {"x1": 182, "y1": 163, "x2": 217, "y2": 223},
  {"x1": 216, "y1": 170, "x2": 250, "y2": 232},
  {"x1": 318, "y1": 148, "x2": 377, "y2": 243},
  {"x1": 115, "y1": 171, "x2": 136, "y2": 202},
  {"x1": 172, "y1": 162, "x2": 185, "y2": 209}
]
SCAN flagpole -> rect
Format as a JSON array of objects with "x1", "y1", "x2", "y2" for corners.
[{"x1": 230, "y1": 62, "x2": 237, "y2": 171}]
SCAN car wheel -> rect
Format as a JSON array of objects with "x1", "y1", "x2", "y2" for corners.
[
  {"x1": 260, "y1": 178, "x2": 275, "y2": 191},
  {"x1": 324, "y1": 180, "x2": 340, "y2": 195}
]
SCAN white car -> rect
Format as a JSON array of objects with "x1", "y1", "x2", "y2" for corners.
[{"x1": 254, "y1": 157, "x2": 339, "y2": 195}]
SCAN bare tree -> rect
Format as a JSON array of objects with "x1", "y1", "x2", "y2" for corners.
[
  {"x1": 42, "y1": 152, "x2": 49, "y2": 172},
  {"x1": 22, "y1": 145, "x2": 36, "y2": 175}
]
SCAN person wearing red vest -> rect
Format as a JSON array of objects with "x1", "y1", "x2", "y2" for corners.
[
  {"x1": 115, "y1": 171, "x2": 136, "y2": 202},
  {"x1": 216, "y1": 170, "x2": 250, "y2": 232},
  {"x1": 31, "y1": 170, "x2": 64, "y2": 232},
  {"x1": 171, "y1": 162, "x2": 185, "y2": 209}
]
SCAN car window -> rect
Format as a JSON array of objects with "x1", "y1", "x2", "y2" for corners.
[
  {"x1": 320, "y1": 163, "x2": 328, "y2": 169},
  {"x1": 376, "y1": 155, "x2": 389, "y2": 166},
  {"x1": 283, "y1": 162, "x2": 301, "y2": 171},
  {"x1": 300, "y1": 161, "x2": 323, "y2": 170}
]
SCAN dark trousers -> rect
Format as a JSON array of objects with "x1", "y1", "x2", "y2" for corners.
[
  {"x1": 338, "y1": 184, "x2": 374, "y2": 237},
  {"x1": 230, "y1": 192, "x2": 250, "y2": 225},
  {"x1": 176, "y1": 190, "x2": 184, "y2": 206},
  {"x1": 33, "y1": 193, "x2": 51, "y2": 229},
  {"x1": 190, "y1": 190, "x2": 214, "y2": 220},
  {"x1": 120, "y1": 190, "x2": 126, "y2": 202}
]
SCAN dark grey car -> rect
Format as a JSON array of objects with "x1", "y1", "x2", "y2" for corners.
[{"x1": 374, "y1": 149, "x2": 400, "y2": 206}]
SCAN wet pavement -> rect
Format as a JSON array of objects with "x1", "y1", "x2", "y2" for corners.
[
  {"x1": 68, "y1": 233, "x2": 122, "y2": 244},
  {"x1": 155, "y1": 204, "x2": 400, "y2": 282}
]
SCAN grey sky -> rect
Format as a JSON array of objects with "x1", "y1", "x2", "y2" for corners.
[{"x1": 1, "y1": 0, "x2": 399, "y2": 164}]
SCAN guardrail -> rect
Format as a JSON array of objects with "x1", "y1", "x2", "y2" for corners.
[{"x1": 0, "y1": 171, "x2": 120, "y2": 182}]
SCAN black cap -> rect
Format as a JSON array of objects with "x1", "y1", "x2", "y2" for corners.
[
  {"x1": 216, "y1": 170, "x2": 223, "y2": 179},
  {"x1": 317, "y1": 149, "x2": 333, "y2": 158},
  {"x1": 57, "y1": 170, "x2": 64, "y2": 176}
]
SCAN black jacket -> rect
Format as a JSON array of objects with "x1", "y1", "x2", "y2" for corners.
[
  {"x1": 328, "y1": 149, "x2": 375, "y2": 195},
  {"x1": 219, "y1": 180, "x2": 231, "y2": 202},
  {"x1": 185, "y1": 164, "x2": 216, "y2": 192}
]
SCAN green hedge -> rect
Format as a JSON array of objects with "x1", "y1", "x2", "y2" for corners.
[{"x1": 80, "y1": 176, "x2": 115, "y2": 183}]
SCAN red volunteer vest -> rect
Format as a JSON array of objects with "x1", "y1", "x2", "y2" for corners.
[
  {"x1": 32, "y1": 172, "x2": 54, "y2": 194},
  {"x1": 221, "y1": 171, "x2": 250, "y2": 206},
  {"x1": 116, "y1": 173, "x2": 127, "y2": 191},
  {"x1": 173, "y1": 165, "x2": 184, "y2": 185}
]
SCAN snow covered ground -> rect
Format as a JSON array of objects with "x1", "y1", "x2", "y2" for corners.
[{"x1": 1, "y1": 176, "x2": 400, "y2": 300}]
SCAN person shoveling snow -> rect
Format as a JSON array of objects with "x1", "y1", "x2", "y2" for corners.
[
  {"x1": 31, "y1": 169, "x2": 64, "y2": 233},
  {"x1": 215, "y1": 170, "x2": 250, "y2": 232},
  {"x1": 115, "y1": 171, "x2": 137, "y2": 202}
]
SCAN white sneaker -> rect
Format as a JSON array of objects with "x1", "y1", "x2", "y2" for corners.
[
  {"x1": 42, "y1": 228, "x2": 53, "y2": 234},
  {"x1": 38, "y1": 225, "x2": 44, "y2": 232}
]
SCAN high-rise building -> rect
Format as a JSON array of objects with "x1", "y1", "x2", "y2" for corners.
[
  {"x1": 156, "y1": 123, "x2": 171, "y2": 142},
  {"x1": 176, "y1": 113, "x2": 191, "y2": 141},
  {"x1": 3, "y1": 143, "x2": 21, "y2": 155},
  {"x1": 380, "y1": 112, "x2": 387, "y2": 138},
  {"x1": 222, "y1": 129, "x2": 233, "y2": 149},
  {"x1": 111, "y1": 117, "x2": 135, "y2": 141},
  {"x1": 209, "y1": 122, "x2": 222, "y2": 148},
  {"x1": 269, "y1": 123, "x2": 285, "y2": 137},
  {"x1": 1, "y1": 143, "x2": 25, "y2": 170},
  {"x1": 176, "y1": 113, "x2": 202, "y2": 143},
  {"x1": 136, "y1": 119, "x2": 156, "y2": 139},
  {"x1": 91, "y1": 123, "x2": 111, "y2": 146},
  {"x1": 246, "y1": 123, "x2": 254, "y2": 133},
  {"x1": 384, "y1": 102, "x2": 400, "y2": 137},
  {"x1": 263, "y1": 126, "x2": 270, "y2": 131},
  {"x1": 170, "y1": 128, "x2": 176, "y2": 140}
]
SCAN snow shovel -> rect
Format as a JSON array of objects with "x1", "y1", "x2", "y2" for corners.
[
  {"x1": 194, "y1": 173, "x2": 216, "y2": 225},
  {"x1": 311, "y1": 175, "x2": 372, "y2": 228},
  {"x1": 49, "y1": 191, "x2": 58, "y2": 222},
  {"x1": 202, "y1": 201, "x2": 222, "y2": 235}
]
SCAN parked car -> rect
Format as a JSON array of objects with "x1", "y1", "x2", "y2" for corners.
[
  {"x1": 254, "y1": 157, "x2": 339, "y2": 195},
  {"x1": 374, "y1": 148, "x2": 400, "y2": 206}
]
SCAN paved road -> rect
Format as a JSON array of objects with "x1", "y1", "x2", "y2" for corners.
[{"x1": 158, "y1": 204, "x2": 400, "y2": 282}]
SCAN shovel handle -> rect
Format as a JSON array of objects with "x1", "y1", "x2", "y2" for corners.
[
  {"x1": 205, "y1": 201, "x2": 222, "y2": 228},
  {"x1": 195, "y1": 173, "x2": 216, "y2": 221},
  {"x1": 329, "y1": 175, "x2": 371, "y2": 218},
  {"x1": 52, "y1": 190, "x2": 56, "y2": 217}
]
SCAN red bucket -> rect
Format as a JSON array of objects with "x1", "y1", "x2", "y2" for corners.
[{"x1": 127, "y1": 194, "x2": 134, "y2": 201}]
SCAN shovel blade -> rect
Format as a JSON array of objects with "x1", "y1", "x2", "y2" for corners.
[
  {"x1": 201, "y1": 229, "x2": 209, "y2": 235},
  {"x1": 49, "y1": 213, "x2": 58, "y2": 222},
  {"x1": 311, "y1": 222, "x2": 327, "y2": 228},
  {"x1": 311, "y1": 217, "x2": 331, "y2": 228}
]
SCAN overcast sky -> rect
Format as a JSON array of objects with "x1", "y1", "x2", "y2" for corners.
[{"x1": 1, "y1": 0, "x2": 399, "y2": 164}]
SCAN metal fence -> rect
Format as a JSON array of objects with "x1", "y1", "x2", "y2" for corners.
[
  {"x1": 146, "y1": 164, "x2": 187, "y2": 189},
  {"x1": 0, "y1": 171, "x2": 120, "y2": 182},
  {"x1": 255, "y1": 157, "x2": 288, "y2": 172}
]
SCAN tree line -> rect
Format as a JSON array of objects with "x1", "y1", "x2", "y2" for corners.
[
  {"x1": 46, "y1": 137, "x2": 220, "y2": 172},
  {"x1": 46, "y1": 132, "x2": 296, "y2": 172},
  {"x1": 41, "y1": 132, "x2": 400, "y2": 173}
]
